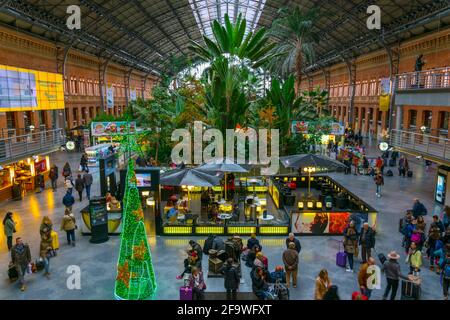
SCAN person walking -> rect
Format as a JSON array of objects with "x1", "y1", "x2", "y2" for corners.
[
  {"x1": 382, "y1": 251, "x2": 408, "y2": 300},
  {"x1": 80, "y1": 153, "x2": 88, "y2": 172},
  {"x1": 358, "y1": 257, "x2": 376, "y2": 299},
  {"x1": 3, "y1": 212, "x2": 16, "y2": 251},
  {"x1": 221, "y1": 258, "x2": 240, "y2": 300},
  {"x1": 440, "y1": 252, "x2": 450, "y2": 300},
  {"x1": 39, "y1": 233, "x2": 52, "y2": 278},
  {"x1": 49, "y1": 165, "x2": 59, "y2": 191},
  {"x1": 61, "y1": 208, "x2": 76, "y2": 246},
  {"x1": 62, "y1": 189, "x2": 75, "y2": 211},
  {"x1": 282, "y1": 242, "x2": 299, "y2": 288},
  {"x1": 314, "y1": 269, "x2": 332, "y2": 300},
  {"x1": 375, "y1": 156, "x2": 384, "y2": 174},
  {"x1": 188, "y1": 267, "x2": 206, "y2": 300},
  {"x1": 74, "y1": 174, "x2": 85, "y2": 202},
  {"x1": 62, "y1": 162, "x2": 72, "y2": 180},
  {"x1": 359, "y1": 222, "x2": 376, "y2": 263},
  {"x1": 412, "y1": 198, "x2": 427, "y2": 219},
  {"x1": 64, "y1": 176, "x2": 74, "y2": 193},
  {"x1": 343, "y1": 221, "x2": 359, "y2": 272},
  {"x1": 285, "y1": 232, "x2": 301, "y2": 253},
  {"x1": 398, "y1": 156, "x2": 409, "y2": 177},
  {"x1": 82, "y1": 170, "x2": 93, "y2": 201},
  {"x1": 10, "y1": 237, "x2": 31, "y2": 291},
  {"x1": 374, "y1": 172, "x2": 384, "y2": 197},
  {"x1": 406, "y1": 242, "x2": 422, "y2": 274}
]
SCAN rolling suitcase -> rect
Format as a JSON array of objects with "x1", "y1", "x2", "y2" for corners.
[
  {"x1": 386, "y1": 170, "x2": 393, "y2": 177},
  {"x1": 179, "y1": 286, "x2": 193, "y2": 300},
  {"x1": 407, "y1": 170, "x2": 413, "y2": 178},
  {"x1": 51, "y1": 230, "x2": 59, "y2": 250},
  {"x1": 8, "y1": 262, "x2": 18, "y2": 282},
  {"x1": 401, "y1": 272, "x2": 421, "y2": 300},
  {"x1": 336, "y1": 241, "x2": 347, "y2": 268},
  {"x1": 389, "y1": 158, "x2": 396, "y2": 167}
]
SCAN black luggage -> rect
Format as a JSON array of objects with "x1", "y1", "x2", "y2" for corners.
[
  {"x1": 386, "y1": 170, "x2": 393, "y2": 177},
  {"x1": 401, "y1": 273, "x2": 421, "y2": 300},
  {"x1": 203, "y1": 235, "x2": 214, "y2": 255},
  {"x1": 8, "y1": 262, "x2": 18, "y2": 281},
  {"x1": 35, "y1": 258, "x2": 45, "y2": 271},
  {"x1": 407, "y1": 170, "x2": 413, "y2": 178},
  {"x1": 378, "y1": 253, "x2": 387, "y2": 265},
  {"x1": 389, "y1": 158, "x2": 396, "y2": 167}
]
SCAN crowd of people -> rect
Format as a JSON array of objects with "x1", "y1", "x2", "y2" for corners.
[{"x1": 3, "y1": 155, "x2": 86, "y2": 292}]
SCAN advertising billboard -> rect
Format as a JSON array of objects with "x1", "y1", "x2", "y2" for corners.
[
  {"x1": 0, "y1": 65, "x2": 64, "y2": 112},
  {"x1": 91, "y1": 121, "x2": 136, "y2": 136}
]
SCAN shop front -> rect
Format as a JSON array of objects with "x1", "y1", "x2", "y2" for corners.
[
  {"x1": 269, "y1": 174, "x2": 378, "y2": 235},
  {"x1": 0, "y1": 155, "x2": 51, "y2": 201}
]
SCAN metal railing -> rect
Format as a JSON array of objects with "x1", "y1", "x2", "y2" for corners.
[
  {"x1": 390, "y1": 129, "x2": 450, "y2": 161},
  {"x1": 396, "y1": 67, "x2": 450, "y2": 91},
  {"x1": 0, "y1": 129, "x2": 65, "y2": 164}
]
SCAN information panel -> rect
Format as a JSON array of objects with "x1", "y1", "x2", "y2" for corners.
[{"x1": 0, "y1": 65, "x2": 64, "y2": 111}]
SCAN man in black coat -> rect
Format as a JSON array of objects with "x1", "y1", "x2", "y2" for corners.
[
  {"x1": 285, "y1": 233, "x2": 301, "y2": 253},
  {"x1": 359, "y1": 222, "x2": 376, "y2": 263},
  {"x1": 221, "y1": 258, "x2": 240, "y2": 300}
]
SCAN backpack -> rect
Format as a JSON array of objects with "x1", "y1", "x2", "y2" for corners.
[
  {"x1": 443, "y1": 259, "x2": 450, "y2": 279},
  {"x1": 274, "y1": 282, "x2": 290, "y2": 300}
]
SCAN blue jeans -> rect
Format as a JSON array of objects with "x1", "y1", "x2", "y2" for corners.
[
  {"x1": 43, "y1": 257, "x2": 50, "y2": 274},
  {"x1": 85, "y1": 185, "x2": 91, "y2": 200},
  {"x1": 347, "y1": 253, "x2": 354, "y2": 270},
  {"x1": 376, "y1": 185, "x2": 381, "y2": 194},
  {"x1": 361, "y1": 287, "x2": 372, "y2": 299},
  {"x1": 66, "y1": 229, "x2": 76, "y2": 244}
]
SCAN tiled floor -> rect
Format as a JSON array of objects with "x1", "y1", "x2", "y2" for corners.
[{"x1": 0, "y1": 141, "x2": 446, "y2": 300}]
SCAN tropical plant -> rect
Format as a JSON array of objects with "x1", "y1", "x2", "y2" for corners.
[
  {"x1": 188, "y1": 13, "x2": 276, "y2": 68},
  {"x1": 266, "y1": 75, "x2": 300, "y2": 147},
  {"x1": 269, "y1": 6, "x2": 320, "y2": 93}
]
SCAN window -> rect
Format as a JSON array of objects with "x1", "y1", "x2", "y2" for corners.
[
  {"x1": 423, "y1": 110, "x2": 432, "y2": 128},
  {"x1": 439, "y1": 111, "x2": 449, "y2": 130},
  {"x1": 409, "y1": 110, "x2": 417, "y2": 127},
  {"x1": 6, "y1": 112, "x2": 15, "y2": 129}
]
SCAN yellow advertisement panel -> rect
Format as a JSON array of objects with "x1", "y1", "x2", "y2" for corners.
[
  {"x1": 0, "y1": 65, "x2": 65, "y2": 112},
  {"x1": 379, "y1": 95, "x2": 390, "y2": 112}
]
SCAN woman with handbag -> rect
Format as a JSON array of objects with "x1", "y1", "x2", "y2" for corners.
[
  {"x1": 343, "y1": 220, "x2": 359, "y2": 273},
  {"x1": 61, "y1": 208, "x2": 77, "y2": 246},
  {"x1": 3, "y1": 211, "x2": 16, "y2": 251}
]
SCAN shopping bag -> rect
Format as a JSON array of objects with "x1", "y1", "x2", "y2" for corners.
[{"x1": 51, "y1": 230, "x2": 59, "y2": 250}]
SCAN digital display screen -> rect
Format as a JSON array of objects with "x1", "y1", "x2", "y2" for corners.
[
  {"x1": 436, "y1": 174, "x2": 445, "y2": 204},
  {"x1": 0, "y1": 65, "x2": 64, "y2": 111},
  {"x1": 136, "y1": 173, "x2": 151, "y2": 188}
]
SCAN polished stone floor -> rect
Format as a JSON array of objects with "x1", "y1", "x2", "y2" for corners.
[{"x1": 0, "y1": 142, "x2": 446, "y2": 300}]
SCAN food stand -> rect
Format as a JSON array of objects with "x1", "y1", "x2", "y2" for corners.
[
  {"x1": 269, "y1": 175, "x2": 378, "y2": 235},
  {"x1": 85, "y1": 143, "x2": 113, "y2": 167},
  {"x1": 0, "y1": 155, "x2": 51, "y2": 202}
]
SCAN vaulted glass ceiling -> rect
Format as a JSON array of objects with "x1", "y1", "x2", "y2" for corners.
[{"x1": 188, "y1": 0, "x2": 267, "y2": 38}]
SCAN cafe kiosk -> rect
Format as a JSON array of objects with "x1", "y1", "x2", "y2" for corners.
[{"x1": 119, "y1": 167, "x2": 162, "y2": 233}]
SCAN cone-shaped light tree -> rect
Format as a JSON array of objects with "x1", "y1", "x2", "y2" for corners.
[{"x1": 114, "y1": 131, "x2": 156, "y2": 300}]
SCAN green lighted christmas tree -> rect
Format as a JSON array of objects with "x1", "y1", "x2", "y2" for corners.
[{"x1": 114, "y1": 143, "x2": 156, "y2": 299}]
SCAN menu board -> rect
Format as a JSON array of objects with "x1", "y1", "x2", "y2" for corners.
[
  {"x1": 90, "y1": 201, "x2": 108, "y2": 226},
  {"x1": 91, "y1": 121, "x2": 136, "y2": 136}
]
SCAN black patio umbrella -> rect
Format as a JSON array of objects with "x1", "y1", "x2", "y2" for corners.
[
  {"x1": 280, "y1": 154, "x2": 348, "y2": 170},
  {"x1": 160, "y1": 168, "x2": 221, "y2": 210},
  {"x1": 160, "y1": 168, "x2": 221, "y2": 187},
  {"x1": 196, "y1": 159, "x2": 248, "y2": 199}
]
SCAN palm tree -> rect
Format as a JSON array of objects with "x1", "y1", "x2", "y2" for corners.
[
  {"x1": 269, "y1": 6, "x2": 320, "y2": 94},
  {"x1": 188, "y1": 13, "x2": 275, "y2": 68}
]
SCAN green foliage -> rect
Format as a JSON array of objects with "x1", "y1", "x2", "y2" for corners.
[
  {"x1": 114, "y1": 160, "x2": 156, "y2": 300},
  {"x1": 268, "y1": 6, "x2": 320, "y2": 91},
  {"x1": 188, "y1": 13, "x2": 275, "y2": 69}
]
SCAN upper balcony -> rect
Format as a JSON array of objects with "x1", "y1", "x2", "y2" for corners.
[
  {"x1": 0, "y1": 129, "x2": 65, "y2": 165},
  {"x1": 395, "y1": 67, "x2": 450, "y2": 107}
]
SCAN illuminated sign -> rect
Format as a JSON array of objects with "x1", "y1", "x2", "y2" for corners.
[{"x1": 0, "y1": 65, "x2": 64, "y2": 111}]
